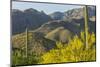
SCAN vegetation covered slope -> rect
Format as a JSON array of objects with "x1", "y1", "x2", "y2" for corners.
[
  {"x1": 40, "y1": 32, "x2": 96, "y2": 64},
  {"x1": 12, "y1": 32, "x2": 96, "y2": 65}
]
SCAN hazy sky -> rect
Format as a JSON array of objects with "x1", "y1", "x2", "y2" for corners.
[{"x1": 12, "y1": 1, "x2": 84, "y2": 14}]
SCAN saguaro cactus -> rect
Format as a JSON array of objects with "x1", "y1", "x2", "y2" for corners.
[
  {"x1": 84, "y1": 6, "x2": 88, "y2": 49},
  {"x1": 26, "y1": 28, "x2": 28, "y2": 57}
]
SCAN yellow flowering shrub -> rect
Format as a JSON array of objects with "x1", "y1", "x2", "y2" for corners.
[{"x1": 40, "y1": 32, "x2": 96, "y2": 64}]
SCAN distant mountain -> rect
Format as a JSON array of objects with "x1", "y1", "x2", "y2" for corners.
[
  {"x1": 12, "y1": 6, "x2": 95, "y2": 35},
  {"x1": 49, "y1": 12, "x2": 65, "y2": 20},
  {"x1": 12, "y1": 8, "x2": 52, "y2": 35},
  {"x1": 50, "y1": 6, "x2": 96, "y2": 21},
  {"x1": 64, "y1": 6, "x2": 95, "y2": 20}
]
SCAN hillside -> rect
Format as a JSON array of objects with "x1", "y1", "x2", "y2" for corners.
[
  {"x1": 12, "y1": 8, "x2": 52, "y2": 35},
  {"x1": 12, "y1": 31, "x2": 56, "y2": 56},
  {"x1": 45, "y1": 27, "x2": 73, "y2": 43}
]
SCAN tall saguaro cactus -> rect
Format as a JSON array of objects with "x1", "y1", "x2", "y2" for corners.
[
  {"x1": 26, "y1": 28, "x2": 28, "y2": 57},
  {"x1": 84, "y1": 6, "x2": 88, "y2": 49}
]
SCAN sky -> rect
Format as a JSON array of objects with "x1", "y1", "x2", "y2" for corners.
[{"x1": 12, "y1": 1, "x2": 84, "y2": 14}]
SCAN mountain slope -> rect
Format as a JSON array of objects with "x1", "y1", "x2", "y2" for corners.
[
  {"x1": 64, "y1": 6, "x2": 96, "y2": 20},
  {"x1": 45, "y1": 27, "x2": 73, "y2": 43},
  {"x1": 12, "y1": 32, "x2": 56, "y2": 55},
  {"x1": 50, "y1": 12, "x2": 65, "y2": 20},
  {"x1": 50, "y1": 6, "x2": 96, "y2": 21},
  {"x1": 12, "y1": 8, "x2": 52, "y2": 35}
]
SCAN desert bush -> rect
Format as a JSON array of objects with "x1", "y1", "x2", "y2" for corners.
[
  {"x1": 40, "y1": 32, "x2": 96, "y2": 64},
  {"x1": 12, "y1": 50, "x2": 40, "y2": 66}
]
